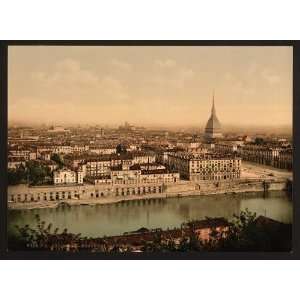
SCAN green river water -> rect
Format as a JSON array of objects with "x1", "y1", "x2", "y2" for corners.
[{"x1": 8, "y1": 190, "x2": 292, "y2": 238}]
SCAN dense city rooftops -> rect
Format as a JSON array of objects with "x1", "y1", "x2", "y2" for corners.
[
  {"x1": 38, "y1": 160, "x2": 57, "y2": 166},
  {"x1": 129, "y1": 164, "x2": 142, "y2": 170},
  {"x1": 108, "y1": 218, "x2": 230, "y2": 245},
  {"x1": 110, "y1": 165, "x2": 133, "y2": 171},
  {"x1": 85, "y1": 175, "x2": 111, "y2": 180},
  {"x1": 64, "y1": 151, "x2": 155, "y2": 162},
  {"x1": 239, "y1": 144, "x2": 292, "y2": 151},
  {"x1": 53, "y1": 167, "x2": 76, "y2": 174},
  {"x1": 185, "y1": 217, "x2": 230, "y2": 229},
  {"x1": 140, "y1": 169, "x2": 177, "y2": 175},
  {"x1": 8, "y1": 145, "x2": 33, "y2": 151},
  {"x1": 89, "y1": 144, "x2": 117, "y2": 149},
  {"x1": 8, "y1": 157, "x2": 27, "y2": 162},
  {"x1": 135, "y1": 163, "x2": 166, "y2": 169}
]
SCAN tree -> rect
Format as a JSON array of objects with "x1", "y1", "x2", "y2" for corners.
[
  {"x1": 26, "y1": 161, "x2": 51, "y2": 185},
  {"x1": 116, "y1": 144, "x2": 127, "y2": 154},
  {"x1": 205, "y1": 209, "x2": 291, "y2": 251},
  {"x1": 8, "y1": 164, "x2": 27, "y2": 185},
  {"x1": 254, "y1": 137, "x2": 264, "y2": 145},
  {"x1": 50, "y1": 153, "x2": 64, "y2": 169},
  {"x1": 9, "y1": 210, "x2": 291, "y2": 252}
]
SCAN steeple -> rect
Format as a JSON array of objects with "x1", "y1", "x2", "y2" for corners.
[
  {"x1": 204, "y1": 90, "x2": 223, "y2": 140},
  {"x1": 211, "y1": 90, "x2": 216, "y2": 116}
]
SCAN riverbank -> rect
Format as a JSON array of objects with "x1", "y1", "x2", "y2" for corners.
[
  {"x1": 8, "y1": 189, "x2": 292, "y2": 240},
  {"x1": 8, "y1": 161, "x2": 292, "y2": 210},
  {"x1": 8, "y1": 178, "x2": 288, "y2": 210}
]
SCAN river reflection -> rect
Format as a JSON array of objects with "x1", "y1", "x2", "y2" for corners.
[{"x1": 8, "y1": 191, "x2": 292, "y2": 238}]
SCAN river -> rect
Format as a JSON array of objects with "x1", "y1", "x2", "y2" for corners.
[{"x1": 7, "y1": 191, "x2": 292, "y2": 238}]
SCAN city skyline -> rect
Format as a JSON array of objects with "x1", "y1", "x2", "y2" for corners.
[{"x1": 9, "y1": 46, "x2": 292, "y2": 127}]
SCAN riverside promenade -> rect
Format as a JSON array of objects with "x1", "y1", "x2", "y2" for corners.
[{"x1": 8, "y1": 162, "x2": 292, "y2": 210}]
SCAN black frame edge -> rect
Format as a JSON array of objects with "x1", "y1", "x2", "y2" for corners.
[
  {"x1": 0, "y1": 40, "x2": 299, "y2": 260},
  {"x1": 0, "y1": 41, "x2": 8, "y2": 256},
  {"x1": 292, "y1": 41, "x2": 300, "y2": 258}
]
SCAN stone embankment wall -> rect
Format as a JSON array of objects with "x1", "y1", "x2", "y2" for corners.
[
  {"x1": 7, "y1": 178, "x2": 288, "y2": 209},
  {"x1": 8, "y1": 182, "x2": 165, "y2": 203},
  {"x1": 164, "y1": 179, "x2": 287, "y2": 197}
]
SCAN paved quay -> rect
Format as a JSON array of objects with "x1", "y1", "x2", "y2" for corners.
[
  {"x1": 8, "y1": 177, "x2": 290, "y2": 211},
  {"x1": 241, "y1": 161, "x2": 292, "y2": 180}
]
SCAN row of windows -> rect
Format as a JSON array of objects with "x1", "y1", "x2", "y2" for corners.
[
  {"x1": 191, "y1": 169, "x2": 240, "y2": 174},
  {"x1": 10, "y1": 189, "x2": 97, "y2": 202},
  {"x1": 87, "y1": 164, "x2": 110, "y2": 167},
  {"x1": 113, "y1": 178, "x2": 176, "y2": 184},
  {"x1": 191, "y1": 165, "x2": 239, "y2": 170},
  {"x1": 10, "y1": 191, "x2": 74, "y2": 202},
  {"x1": 115, "y1": 186, "x2": 162, "y2": 196},
  {"x1": 90, "y1": 192, "x2": 105, "y2": 198},
  {"x1": 190, "y1": 162, "x2": 240, "y2": 167},
  {"x1": 192, "y1": 174, "x2": 240, "y2": 180}
]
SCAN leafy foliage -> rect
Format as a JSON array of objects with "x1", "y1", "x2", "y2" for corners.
[
  {"x1": 50, "y1": 153, "x2": 64, "y2": 169},
  {"x1": 203, "y1": 209, "x2": 291, "y2": 251},
  {"x1": 116, "y1": 144, "x2": 127, "y2": 154},
  {"x1": 11, "y1": 214, "x2": 81, "y2": 251},
  {"x1": 26, "y1": 161, "x2": 52, "y2": 185},
  {"x1": 8, "y1": 165, "x2": 27, "y2": 185},
  {"x1": 8, "y1": 161, "x2": 52, "y2": 185},
  {"x1": 9, "y1": 210, "x2": 291, "y2": 252},
  {"x1": 254, "y1": 137, "x2": 265, "y2": 145}
]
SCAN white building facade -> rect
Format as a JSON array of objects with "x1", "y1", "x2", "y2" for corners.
[{"x1": 53, "y1": 168, "x2": 83, "y2": 185}]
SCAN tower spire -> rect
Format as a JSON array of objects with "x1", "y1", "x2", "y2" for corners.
[
  {"x1": 204, "y1": 89, "x2": 223, "y2": 140},
  {"x1": 212, "y1": 90, "x2": 216, "y2": 116}
]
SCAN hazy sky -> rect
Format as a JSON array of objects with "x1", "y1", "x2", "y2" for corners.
[{"x1": 8, "y1": 46, "x2": 292, "y2": 127}]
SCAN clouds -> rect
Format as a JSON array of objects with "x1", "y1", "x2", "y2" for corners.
[
  {"x1": 56, "y1": 59, "x2": 81, "y2": 73},
  {"x1": 151, "y1": 58, "x2": 195, "y2": 89},
  {"x1": 224, "y1": 62, "x2": 282, "y2": 98},
  {"x1": 31, "y1": 58, "x2": 100, "y2": 88},
  {"x1": 261, "y1": 69, "x2": 280, "y2": 84},
  {"x1": 29, "y1": 58, "x2": 130, "y2": 103},
  {"x1": 12, "y1": 56, "x2": 198, "y2": 125},
  {"x1": 8, "y1": 46, "x2": 292, "y2": 126},
  {"x1": 155, "y1": 59, "x2": 177, "y2": 68},
  {"x1": 111, "y1": 59, "x2": 132, "y2": 71},
  {"x1": 99, "y1": 75, "x2": 129, "y2": 101}
]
